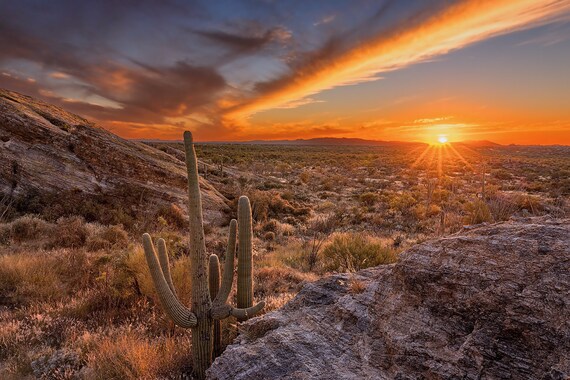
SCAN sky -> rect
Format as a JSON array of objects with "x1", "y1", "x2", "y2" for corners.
[{"x1": 1, "y1": 0, "x2": 570, "y2": 144}]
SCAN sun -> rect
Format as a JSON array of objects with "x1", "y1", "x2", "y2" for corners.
[{"x1": 437, "y1": 135, "x2": 448, "y2": 144}]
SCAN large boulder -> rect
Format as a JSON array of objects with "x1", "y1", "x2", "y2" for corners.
[
  {"x1": 208, "y1": 218, "x2": 570, "y2": 379},
  {"x1": 0, "y1": 89, "x2": 229, "y2": 225}
]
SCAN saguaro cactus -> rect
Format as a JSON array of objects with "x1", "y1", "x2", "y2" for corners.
[
  {"x1": 237, "y1": 196, "x2": 254, "y2": 317},
  {"x1": 142, "y1": 131, "x2": 264, "y2": 380}
]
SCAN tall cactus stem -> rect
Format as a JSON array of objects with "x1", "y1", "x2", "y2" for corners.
[
  {"x1": 209, "y1": 254, "x2": 222, "y2": 358},
  {"x1": 237, "y1": 196, "x2": 254, "y2": 320},
  {"x1": 183, "y1": 131, "x2": 212, "y2": 379}
]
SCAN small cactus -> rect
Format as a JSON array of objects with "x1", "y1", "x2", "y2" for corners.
[{"x1": 142, "y1": 131, "x2": 264, "y2": 380}]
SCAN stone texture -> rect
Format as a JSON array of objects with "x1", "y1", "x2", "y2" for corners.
[
  {"x1": 0, "y1": 89, "x2": 229, "y2": 225},
  {"x1": 208, "y1": 218, "x2": 570, "y2": 379}
]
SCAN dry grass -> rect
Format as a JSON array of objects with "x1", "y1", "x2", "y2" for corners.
[
  {"x1": 86, "y1": 333, "x2": 192, "y2": 380},
  {"x1": 348, "y1": 277, "x2": 367, "y2": 294}
]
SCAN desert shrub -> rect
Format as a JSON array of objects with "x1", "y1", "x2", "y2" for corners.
[
  {"x1": 278, "y1": 222, "x2": 296, "y2": 236},
  {"x1": 9, "y1": 215, "x2": 51, "y2": 242},
  {"x1": 432, "y1": 188, "x2": 451, "y2": 203},
  {"x1": 513, "y1": 194, "x2": 545, "y2": 214},
  {"x1": 255, "y1": 267, "x2": 317, "y2": 298},
  {"x1": 388, "y1": 193, "x2": 417, "y2": 214},
  {"x1": 261, "y1": 219, "x2": 279, "y2": 233},
  {"x1": 348, "y1": 277, "x2": 366, "y2": 294},
  {"x1": 464, "y1": 199, "x2": 492, "y2": 224},
  {"x1": 359, "y1": 192, "x2": 379, "y2": 206},
  {"x1": 412, "y1": 204, "x2": 442, "y2": 219},
  {"x1": 47, "y1": 216, "x2": 89, "y2": 249},
  {"x1": 280, "y1": 190, "x2": 294, "y2": 201},
  {"x1": 263, "y1": 231, "x2": 276, "y2": 242},
  {"x1": 316, "y1": 200, "x2": 336, "y2": 212},
  {"x1": 492, "y1": 169, "x2": 512, "y2": 180},
  {"x1": 0, "y1": 223, "x2": 10, "y2": 245},
  {"x1": 86, "y1": 334, "x2": 191, "y2": 380},
  {"x1": 87, "y1": 224, "x2": 129, "y2": 251},
  {"x1": 258, "y1": 241, "x2": 305, "y2": 271},
  {"x1": 299, "y1": 171, "x2": 310, "y2": 184},
  {"x1": 247, "y1": 190, "x2": 308, "y2": 222},
  {"x1": 487, "y1": 194, "x2": 517, "y2": 221},
  {"x1": 322, "y1": 233, "x2": 398, "y2": 272},
  {"x1": 156, "y1": 203, "x2": 187, "y2": 230}
]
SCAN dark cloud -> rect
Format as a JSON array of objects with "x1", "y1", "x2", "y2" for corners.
[
  {"x1": 110, "y1": 61, "x2": 226, "y2": 120},
  {"x1": 194, "y1": 25, "x2": 290, "y2": 59}
]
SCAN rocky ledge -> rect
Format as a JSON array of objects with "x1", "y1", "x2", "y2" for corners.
[{"x1": 208, "y1": 218, "x2": 570, "y2": 380}]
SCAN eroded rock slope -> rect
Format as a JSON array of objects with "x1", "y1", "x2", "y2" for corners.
[
  {"x1": 209, "y1": 218, "x2": 570, "y2": 379},
  {"x1": 0, "y1": 89, "x2": 228, "y2": 224}
]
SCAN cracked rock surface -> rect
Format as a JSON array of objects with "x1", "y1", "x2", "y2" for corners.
[{"x1": 208, "y1": 218, "x2": 570, "y2": 379}]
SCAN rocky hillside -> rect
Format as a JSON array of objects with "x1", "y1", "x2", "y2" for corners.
[
  {"x1": 0, "y1": 89, "x2": 229, "y2": 225},
  {"x1": 208, "y1": 218, "x2": 570, "y2": 379}
]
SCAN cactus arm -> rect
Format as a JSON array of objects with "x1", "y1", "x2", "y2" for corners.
[
  {"x1": 209, "y1": 254, "x2": 221, "y2": 300},
  {"x1": 157, "y1": 238, "x2": 176, "y2": 296},
  {"x1": 230, "y1": 301, "x2": 266, "y2": 319},
  {"x1": 142, "y1": 233, "x2": 197, "y2": 328},
  {"x1": 211, "y1": 301, "x2": 266, "y2": 320},
  {"x1": 212, "y1": 219, "x2": 237, "y2": 307}
]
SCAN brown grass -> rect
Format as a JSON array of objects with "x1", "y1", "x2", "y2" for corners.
[{"x1": 86, "y1": 333, "x2": 191, "y2": 379}]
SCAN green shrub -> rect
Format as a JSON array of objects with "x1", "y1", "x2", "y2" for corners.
[
  {"x1": 322, "y1": 233, "x2": 398, "y2": 272},
  {"x1": 464, "y1": 199, "x2": 492, "y2": 224}
]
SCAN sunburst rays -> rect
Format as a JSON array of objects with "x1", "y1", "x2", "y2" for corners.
[{"x1": 411, "y1": 142, "x2": 477, "y2": 178}]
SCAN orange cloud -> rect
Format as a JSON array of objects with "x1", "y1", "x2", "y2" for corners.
[{"x1": 225, "y1": 0, "x2": 570, "y2": 120}]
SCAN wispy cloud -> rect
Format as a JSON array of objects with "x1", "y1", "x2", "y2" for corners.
[{"x1": 226, "y1": 1, "x2": 570, "y2": 119}]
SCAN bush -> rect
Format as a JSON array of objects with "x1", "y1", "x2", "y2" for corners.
[
  {"x1": 47, "y1": 216, "x2": 89, "y2": 249},
  {"x1": 87, "y1": 225, "x2": 129, "y2": 251},
  {"x1": 156, "y1": 203, "x2": 187, "y2": 230},
  {"x1": 322, "y1": 233, "x2": 398, "y2": 272},
  {"x1": 9, "y1": 215, "x2": 51, "y2": 242},
  {"x1": 255, "y1": 267, "x2": 317, "y2": 298},
  {"x1": 464, "y1": 199, "x2": 492, "y2": 225},
  {"x1": 0, "y1": 223, "x2": 10, "y2": 245},
  {"x1": 359, "y1": 192, "x2": 379, "y2": 206}
]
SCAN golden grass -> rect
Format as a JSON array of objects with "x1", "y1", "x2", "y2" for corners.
[{"x1": 86, "y1": 333, "x2": 191, "y2": 380}]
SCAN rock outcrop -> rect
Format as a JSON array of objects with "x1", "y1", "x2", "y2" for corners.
[
  {"x1": 208, "y1": 218, "x2": 570, "y2": 379},
  {"x1": 0, "y1": 89, "x2": 229, "y2": 224}
]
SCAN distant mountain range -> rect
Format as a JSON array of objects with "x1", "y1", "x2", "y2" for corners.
[
  {"x1": 237, "y1": 137, "x2": 423, "y2": 146},
  {"x1": 142, "y1": 137, "x2": 502, "y2": 147},
  {"x1": 202, "y1": 137, "x2": 503, "y2": 147}
]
